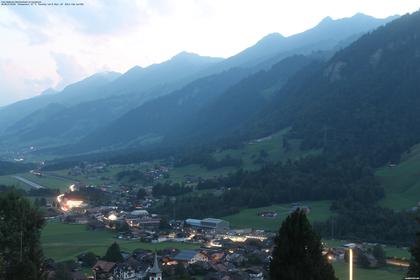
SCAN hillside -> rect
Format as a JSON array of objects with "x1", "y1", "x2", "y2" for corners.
[
  {"x1": 241, "y1": 11, "x2": 420, "y2": 168},
  {"x1": 377, "y1": 144, "x2": 420, "y2": 210},
  {"x1": 76, "y1": 55, "x2": 315, "y2": 152},
  {"x1": 167, "y1": 55, "x2": 316, "y2": 146}
]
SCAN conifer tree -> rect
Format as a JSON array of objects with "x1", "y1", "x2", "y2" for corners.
[
  {"x1": 269, "y1": 209, "x2": 337, "y2": 280},
  {"x1": 103, "y1": 242, "x2": 124, "y2": 263},
  {"x1": 0, "y1": 190, "x2": 45, "y2": 280},
  {"x1": 408, "y1": 219, "x2": 420, "y2": 277}
]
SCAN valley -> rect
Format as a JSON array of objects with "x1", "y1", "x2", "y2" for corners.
[{"x1": 2, "y1": 7, "x2": 420, "y2": 280}]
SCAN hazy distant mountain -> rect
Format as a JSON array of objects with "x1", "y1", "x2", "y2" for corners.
[
  {"x1": 75, "y1": 68, "x2": 252, "y2": 151},
  {"x1": 68, "y1": 14, "x2": 397, "y2": 153},
  {"x1": 0, "y1": 71, "x2": 120, "y2": 134},
  {"x1": 86, "y1": 52, "x2": 224, "y2": 101},
  {"x1": 0, "y1": 53, "x2": 222, "y2": 149},
  {"x1": 199, "y1": 13, "x2": 398, "y2": 76}
]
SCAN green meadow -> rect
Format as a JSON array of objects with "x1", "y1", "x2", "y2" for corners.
[
  {"x1": 223, "y1": 200, "x2": 332, "y2": 231},
  {"x1": 41, "y1": 222, "x2": 199, "y2": 262},
  {"x1": 333, "y1": 262, "x2": 405, "y2": 280},
  {"x1": 377, "y1": 144, "x2": 420, "y2": 210}
]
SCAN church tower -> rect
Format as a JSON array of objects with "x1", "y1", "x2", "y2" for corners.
[{"x1": 149, "y1": 252, "x2": 162, "y2": 280}]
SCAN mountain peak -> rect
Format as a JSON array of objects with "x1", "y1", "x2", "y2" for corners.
[
  {"x1": 320, "y1": 16, "x2": 333, "y2": 24},
  {"x1": 171, "y1": 51, "x2": 201, "y2": 60},
  {"x1": 352, "y1": 12, "x2": 372, "y2": 19},
  {"x1": 258, "y1": 33, "x2": 285, "y2": 43}
]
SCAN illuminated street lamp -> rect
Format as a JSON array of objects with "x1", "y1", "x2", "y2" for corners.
[
  {"x1": 344, "y1": 243, "x2": 355, "y2": 280},
  {"x1": 349, "y1": 248, "x2": 353, "y2": 280}
]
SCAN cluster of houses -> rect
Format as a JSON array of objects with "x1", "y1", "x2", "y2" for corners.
[
  {"x1": 67, "y1": 162, "x2": 172, "y2": 185},
  {"x1": 89, "y1": 242, "x2": 270, "y2": 280},
  {"x1": 68, "y1": 162, "x2": 109, "y2": 178}
]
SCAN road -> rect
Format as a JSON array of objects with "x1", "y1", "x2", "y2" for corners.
[{"x1": 13, "y1": 176, "x2": 46, "y2": 189}]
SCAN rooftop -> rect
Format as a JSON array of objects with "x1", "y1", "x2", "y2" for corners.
[
  {"x1": 93, "y1": 260, "x2": 116, "y2": 272},
  {"x1": 173, "y1": 250, "x2": 199, "y2": 261}
]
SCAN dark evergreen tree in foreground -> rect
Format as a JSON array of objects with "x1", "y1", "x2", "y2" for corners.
[
  {"x1": 0, "y1": 189, "x2": 45, "y2": 280},
  {"x1": 269, "y1": 209, "x2": 337, "y2": 280},
  {"x1": 103, "y1": 242, "x2": 124, "y2": 263},
  {"x1": 408, "y1": 219, "x2": 420, "y2": 277}
]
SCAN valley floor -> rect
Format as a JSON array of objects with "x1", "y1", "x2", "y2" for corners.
[{"x1": 42, "y1": 222, "x2": 199, "y2": 262}]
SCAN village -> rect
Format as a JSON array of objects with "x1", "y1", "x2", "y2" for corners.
[{"x1": 37, "y1": 172, "x2": 410, "y2": 280}]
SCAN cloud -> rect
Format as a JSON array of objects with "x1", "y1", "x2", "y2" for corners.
[
  {"x1": 0, "y1": 59, "x2": 53, "y2": 106},
  {"x1": 51, "y1": 53, "x2": 87, "y2": 90},
  {"x1": 1, "y1": 0, "x2": 420, "y2": 106},
  {"x1": 6, "y1": 0, "x2": 150, "y2": 35}
]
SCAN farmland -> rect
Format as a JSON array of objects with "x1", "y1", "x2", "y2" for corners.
[
  {"x1": 41, "y1": 222, "x2": 199, "y2": 262},
  {"x1": 377, "y1": 144, "x2": 420, "y2": 210},
  {"x1": 223, "y1": 200, "x2": 332, "y2": 231},
  {"x1": 333, "y1": 262, "x2": 405, "y2": 280}
]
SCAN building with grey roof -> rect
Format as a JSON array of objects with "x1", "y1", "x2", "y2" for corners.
[{"x1": 185, "y1": 218, "x2": 229, "y2": 232}]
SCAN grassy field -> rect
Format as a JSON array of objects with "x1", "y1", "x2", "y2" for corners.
[
  {"x1": 42, "y1": 222, "x2": 199, "y2": 262},
  {"x1": 169, "y1": 129, "x2": 319, "y2": 183},
  {"x1": 333, "y1": 261, "x2": 405, "y2": 280},
  {"x1": 323, "y1": 239, "x2": 410, "y2": 259},
  {"x1": 214, "y1": 129, "x2": 320, "y2": 170},
  {"x1": 0, "y1": 172, "x2": 75, "y2": 192},
  {"x1": 377, "y1": 144, "x2": 420, "y2": 210},
  {"x1": 0, "y1": 175, "x2": 26, "y2": 188},
  {"x1": 168, "y1": 164, "x2": 236, "y2": 183},
  {"x1": 223, "y1": 200, "x2": 332, "y2": 231}
]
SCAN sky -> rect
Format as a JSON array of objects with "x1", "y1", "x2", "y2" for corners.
[{"x1": 0, "y1": 0, "x2": 419, "y2": 106}]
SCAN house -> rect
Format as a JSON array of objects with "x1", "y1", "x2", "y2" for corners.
[
  {"x1": 173, "y1": 250, "x2": 208, "y2": 264},
  {"x1": 257, "y1": 211, "x2": 277, "y2": 218},
  {"x1": 113, "y1": 262, "x2": 137, "y2": 280},
  {"x1": 290, "y1": 205, "x2": 310, "y2": 214},
  {"x1": 93, "y1": 258, "x2": 150, "y2": 280},
  {"x1": 131, "y1": 210, "x2": 149, "y2": 216},
  {"x1": 244, "y1": 267, "x2": 264, "y2": 280},
  {"x1": 126, "y1": 216, "x2": 161, "y2": 230},
  {"x1": 47, "y1": 271, "x2": 87, "y2": 280},
  {"x1": 93, "y1": 260, "x2": 116, "y2": 279}
]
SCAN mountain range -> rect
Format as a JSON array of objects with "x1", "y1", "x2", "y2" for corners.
[{"x1": 0, "y1": 13, "x2": 399, "y2": 158}]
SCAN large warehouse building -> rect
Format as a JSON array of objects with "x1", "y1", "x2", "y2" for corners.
[{"x1": 185, "y1": 218, "x2": 230, "y2": 232}]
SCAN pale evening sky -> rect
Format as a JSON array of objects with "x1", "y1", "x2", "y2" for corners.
[{"x1": 0, "y1": 0, "x2": 419, "y2": 106}]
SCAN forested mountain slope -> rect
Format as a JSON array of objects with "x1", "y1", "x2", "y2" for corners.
[{"x1": 242, "y1": 11, "x2": 420, "y2": 167}]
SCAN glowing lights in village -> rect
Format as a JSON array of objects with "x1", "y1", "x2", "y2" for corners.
[
  {"x1": 108, "y1": 214, "x2": 117, "y2": 221},
  {"x1": 56, "y1": 186, "x2": 85, "y2": 212}
]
